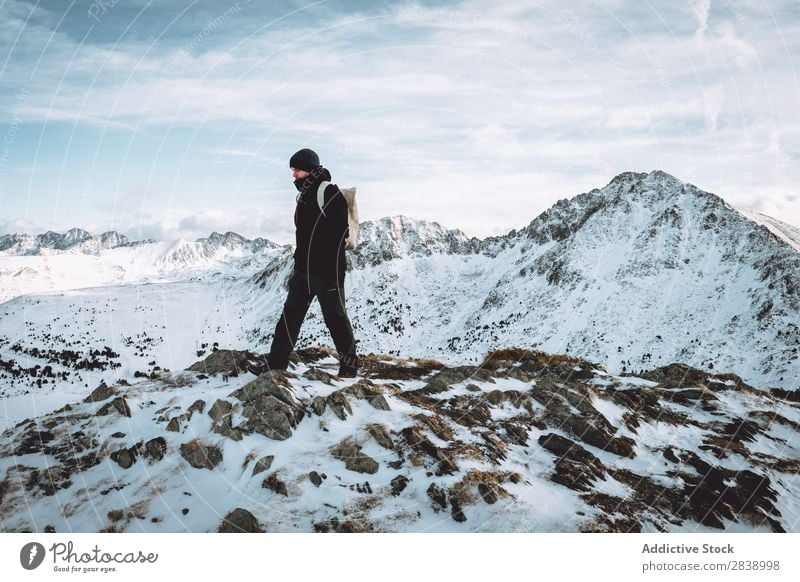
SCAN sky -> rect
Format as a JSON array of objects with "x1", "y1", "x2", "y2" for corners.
[{"x1": 0, "y1": 0, "x2": 797, "y2": 244}]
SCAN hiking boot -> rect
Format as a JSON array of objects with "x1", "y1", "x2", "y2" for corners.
[
  {"x1": 247, "y1": 354, "x2": 286, "y2": 376},
  {"x1": 337, "y1": 356, "x2": 359, "y2": 378}
]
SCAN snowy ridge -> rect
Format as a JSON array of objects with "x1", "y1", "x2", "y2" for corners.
[
  {"x1": 0, "y1": 347, "x2": 797, "y2": 533},
  {"x1": 0, "y1": 230, "x2": 286, "y2": 303},
  {"x1": 248, "y1": 169, "x2": 799, "y2": 388},
  {"x1": 0, "y1": 228, "x2": 140, "y2": 256},
  {"x1": 0, "y1": 169, "x2": 797, "y2": 398},
  {"x1": 735, "y1": 211, "x2": 800, "y2": 253}
]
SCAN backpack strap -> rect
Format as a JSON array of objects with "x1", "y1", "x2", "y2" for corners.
[{"x1": 316, "y1": 180, "x2": 332, "y2": 216}]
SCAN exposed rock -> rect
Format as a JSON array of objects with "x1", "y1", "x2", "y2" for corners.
[
  {"x1": 230, "y1": 376, "x2": 304, "y2": 441},
  {"x1": 312, "y1": 515, "x2": 375, "y2": 533},
  {"x1": 291, "y1": 346, "x2": 336, "y2": 365},
  {"x1": 532, "y1": 378, "x2": 635, "y2": 457},
  {"x1": 538, "y1": 433, "x2": 606, "y2": 492},
  {"x1": 84, "y1": 381, "x2": 116, "y2": 403},
  {"x1": 187, "y1": 399, "x2": 206, "y2": 415},
  {"x1": 252, "y1": 455, "x2": 274, "y2": 476},
  {"x1": 14, "y1": 429, "x2": 56, "y2": 455},
  {"x1": 311, "y1": 396, "x2": 326, "y2": 416},
  {"x1": 486, "y1": 389, "x2": 506, "y2": 405},
  {"x1": 110, "y1": 444, "x2": 140, "y2": 469},
  {"x1": 326, "y1": 391, "x2": 353, "y2": 421},
  {"x1": 206, "y1": 399, "x2": 243, "y2": 441},
  {"x1": 367, "y1": 394, "x2": 391, "y2": 410},
  {"x1": 231, "y1": 373, "x2": 296, "y2": 407},
  {"x1": 677, "y1": 450, "x2": 783, "y2": 531},
  {"x1": 303, "y1": 367, "x2": 336, "y2": 384},
  {"x1": 330, "y1": 439, "x2": 379, "y2": 474},
  {"x1": 413, "y1": 413, "x2": 454, "y2": 441},
  {"x1": 634, "y1": 363, "x2": 754, "y2": 392},
  {"x1": 208, "y1": 399, "x2": 232, "y2": 422},
  {"x1": 400, "y1": 426, "x2": 458, "y2": 475},
  {"x1": 262, "y1": 473, "x2": 288, "y2": 496},
  {"x1": 218, "y1": 508, "x2": 264, "y2": 533},
  {"x1": 144, "y1": 437, "x2": 167, "y2": 461},
  {"x1": 166, "y1": 417, "x2": 180, "y2": 432},
  {"x1": 96, "y1": 397, "x2": 131, "y2": 418},
  {"x1": 450, "y1": 496, "x2": 467, "y2": 522},
  {"x1": 479, "y1": 482, "x2": 498, "y2": 504},
  {"x1": 212, "y1": 415, "x2": 243, "y2": 441},
  {"x1": 366, "y1": 424, "x2": 394, "y2": 450},
  {"x1": 309, "y1": 471, "x2": 323, "y2": 487},
  {"x1": 391, "y1": 475, "x2": 409, "y2": 496},
  {"x1": 481, "y1": 348, "x2": 593, "y2": 382},
  {"x1": 418, "y1": 366, "x2": 496, "y2": 394},
  {"x1": 427, "y1": 483, "x2": 448, "y2": 511},
  {"x1": 180, "y1": 440, "x2": 222, "y2": 470},
  {"x1": 186, "y1": 348, "x2": 253, "y2": 376}
]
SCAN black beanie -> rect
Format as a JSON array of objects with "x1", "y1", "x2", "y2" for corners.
[{"x1": 289, "y1": 148, "x2": 320, "y2": 172}]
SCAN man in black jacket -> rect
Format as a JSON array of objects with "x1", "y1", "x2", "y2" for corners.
[{"x1": 250, "y1": 148, "x2": 360, "y2": 377}]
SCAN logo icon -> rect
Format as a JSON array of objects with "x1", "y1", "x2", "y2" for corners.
[{"x1": 20, "y1": 542, "x2": 46, "y2": 570}]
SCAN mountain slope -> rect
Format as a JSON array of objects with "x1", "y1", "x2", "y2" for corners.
[
  {"x1": 247, "y1": 170, "x2": 799, "y2": 389},
  {"x1": 0, "y1": 230, "x2": 285, "y2": 303},
  {"x1": 0, "y1": 170, "x2": 797, "y2": 398},
  {"x1": 0, "y1": 347, "x2": 796, "y2": 533}
]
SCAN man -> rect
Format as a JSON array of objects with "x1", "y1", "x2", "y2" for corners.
[{"x1": 249, "y1": 148, "x2": 360, "y2": 377}]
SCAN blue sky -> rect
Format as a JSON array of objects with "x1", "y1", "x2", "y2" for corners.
[{"x1": 0, "y1": 0, "x2": 798, "y2": 243}]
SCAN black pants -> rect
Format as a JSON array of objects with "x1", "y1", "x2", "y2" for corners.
[{"x1": 269, "y1": 267, "x2": 358, "y2": 367}]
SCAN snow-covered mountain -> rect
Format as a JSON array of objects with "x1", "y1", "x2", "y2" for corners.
[
  {"x1": 0, "y1": 227, "x2": 137, "y2": 255},
  {"x1": 0, "y1": 229, "x2": 286, "y2": 303},
  {"x1": 1, "y1": 347, "x2": 797, "y2": 532},
  {"x1": 0, "y1": 169, "x2": 797, "y2": 403},
  {"x1": 1, "y1": 169, "x2": 798, "y2": 533},
  {"x1": 251, "y1": 170, "x2": 799, "y2": 389}
]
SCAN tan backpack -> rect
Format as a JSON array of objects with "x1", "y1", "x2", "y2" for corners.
[{"x1": 316, "y1": 182, "x2": 359, "y2": 251}]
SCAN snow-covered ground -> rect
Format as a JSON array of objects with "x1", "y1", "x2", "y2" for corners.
[{"x1": 0, "y1": 348, "x2": 796, "y2": 533}]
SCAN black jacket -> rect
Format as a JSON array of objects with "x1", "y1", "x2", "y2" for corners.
[{"x1": 293, "y1": 166, "x2": 348, "y2": 278}]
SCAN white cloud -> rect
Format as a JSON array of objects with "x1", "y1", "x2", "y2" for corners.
[
  {"x1": 0, "y1": 217, "x2": 42, "y2": 236},
  {"x1": 0, "y1": 0, "x2": 797, "y2": 235}
]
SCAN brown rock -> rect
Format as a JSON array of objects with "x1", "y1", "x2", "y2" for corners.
[
  {"x1": 96, "y1": 397, "x2": 131, "y2": 417},
  {"x1": 144, "y1": 437, "x2": 167, "y2": 461},
  {"x1": 218, "y1": 508, "x2": 263, "y2": 533},
  {"x1": 84, "y1": 381, "x2": 116, "y2": 403},
  {"x1": 366, "y1": 424, "x2": 394, "y2": 450},
  {"x1": 262, "y1": 473, "x2": 288, "y2": 496},
  {"x1": 180, "y1": 440, "x2": 223, "y2": 469},
  {"x1": 252, "y1": 455, "x2": 274, "y2": 476},
  {"x1": 331, "y1": 439, "x2": 379, "y2": 474}
]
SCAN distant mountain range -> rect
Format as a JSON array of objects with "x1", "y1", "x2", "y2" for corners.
[
  {"x1": 1, "y1": 169, "x2": 798, "y2": 534},
  {"x1": 0, "y1": 170, "x2": 797, "y2": 393}
]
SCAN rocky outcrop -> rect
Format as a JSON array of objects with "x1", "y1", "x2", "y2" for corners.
[
  {"x1": 229, "y1": 373, "x2": 304, "y2": 441},
  {"x1": 330, "y1": 439, "x2": 379, "y2": 474},
  {"x1": 218, "y1": 508, "x2": 264, "y2": 533},
  {"x1": 180, "y1": 440, "x2": 222, "y2": 469},
  {"x1": 0, "y1": 346, "x2": 796, "y2": 533}
]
